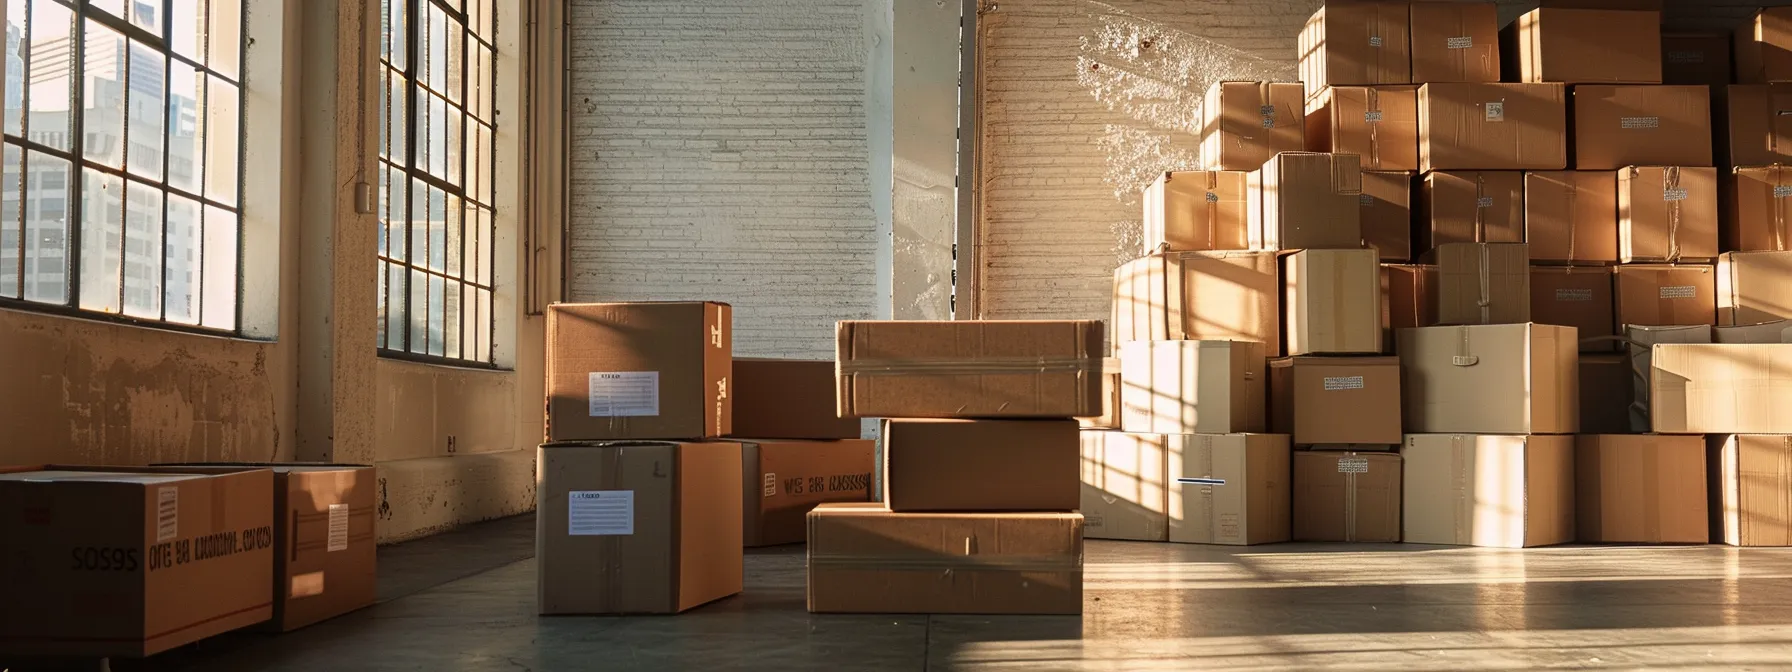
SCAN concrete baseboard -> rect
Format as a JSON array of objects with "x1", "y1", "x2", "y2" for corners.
[{"x1": 374, "y1": 449, "x2": 538, "y2": 544}]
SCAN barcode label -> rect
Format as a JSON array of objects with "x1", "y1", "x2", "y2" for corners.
[
  {"x1": 589, "y1": 372, "x2": 659, "y2": 417},
  {"x1": 156, "y1": 487, "x2": 178, "y2": 543},
  {"x1": 1323, "y1": 375, "x2": 1365, "y2": 391},
  {"x1": 1447, "y1": 36, "x2": 1474, "y2": 49},
  {"x1": 1337, "y1": 457, "x2": 1370, "y2": 474},
  {"x1": 1555, "y1": 288, "x2": 1594, "y2": 302},
  {"x1": 1204, "y1": 191, "x2": 1219, "y2": 203},
  {"x1": 1666, "y1": 50, "x2": 1705, "y2": 64},
  {"x1": 1359, "y1": 194, "x2": 1375, "y2": 206},
  {"x1": 1485, "y1": 101, "x2": 1504, "y2": 122},
  {"x1": 1775, "y1": 185, "x2": 1792, "y2": 198},
  {"x1": 1664, "y1": 188, "x2": 1689, "y2": 202},
  {"x1": 1476, "y1": 196, "x2": 1494, "y2": 208},
  {"x1": 1621, "y1": 116, "x2": 1661, "y2": 129},
  {"x1": 763, "y1": 473, "x2": 776, "y2": 497},
  {"x1": 1661, "y1": 285, "x2": 1697, "y2": 299},
  {"x1": 569, "y1": 491, "x2": 635, "y2": 536},
  {"x1": 327, "y1": 504, "x2": 350, "y2": 552},
  {"x1": 1260, "y1": 105, "x2": 1276, "y2": 129},
  {"x1": 1369, "y1": 36, "x2": 1383, "y2": 47},
  {"x1": 1364, "y1": 110, "x2": 1383, "y2": 123}
]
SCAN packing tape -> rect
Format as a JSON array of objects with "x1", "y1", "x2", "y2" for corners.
[
  {"x1": 1197, "y1": 435, "x2": 1217, "y2": 543},
  {"x1": 1477, "y1": 243, "x2": 1494, "y2": 325},
  {"x1": 1207, "y1": 171, "x2": 1219, "y2": 249},
  {"x1": 604, "y1": 446, "x2": 624, "y2": 613},
  {"x1": 1451, "y1": 436, "x2": 1470, "y2": 545},
  {"x1": 1473, "y1": 173, "x2": 1488, "y2": 244},
  {"x1": 1774, "y1": 165, "x2": 1788, "y2": 252},
  {"x1": 807, "y1": 553, "x2": 1083, "y2": 573},
  {"x1": 1564, "y1": 174, "x2": 1579, "y2": 265},
  {"x1": 838, "y1": 356, "x2": 1098, "y2": 376},
  {"x1": 1342, "y1": 454, "x2": 1357, "y2": 542},
  {"x1": 1664, "y1": 167, "x2": 1683, "y2": 263},
  {"x1": 1366, "y1": 88, "x2": 1381, "y2": 170},
  {"x1": 1452, "y1": 326, "x2": 1478, "y2": 367}
]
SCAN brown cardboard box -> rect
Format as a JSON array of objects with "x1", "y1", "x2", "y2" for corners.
[
  {"x1": 1715, "y1": 320, "x2": 1792, "y2": 343},
  {"x1": 1361, "y1": 170, "x2": 1413, "y2": 261},
  {"x1": 1409, "y1": 1, "x2": 1500, "y2": 83},
  {"x1": 1728, "y1": 166, "x2": 1792, "y2": 253},
  {"x1": 1397, "y1": 323, "x2": 1579, "y2": 434},
  {"x1": 546, "y1": 302, "x2": 731, "y2": 442},
  {"x1": 1305, "y1": 86, "x2": 1419, "y2": 171},
  {"x1": 1613, "y1": 264, "x2": 1716, "y2": 328},
  {"x1": 1402, "y1": 434, "x2": 1575, "y2": 548},
  {"x1": 1536, "y1": 0, "x2": 1661, "y2": 10},
  {"x1": 536, "y1": 440, "x2": 743, "y2": 615},
  {"x1": 1736, "y1": 8, "x2": 1792, "y2": 84},
  {"x1": 1662, "y1": 33, "x2": 1733, "y2": 87},
  {"x1": 1299, "y1": 0, "x2": 1412, "y2": 96},
  {"x1": 1202, "y1": 81, "x2": 1307, "y2": 171},
  {"x1": 1579, "y1": 354, "x2": 1632, "y2": 434},
  {"x1": 1430, "y1": 242, "x2": 1530, "y2": 326},
  {"x1": 1142, "y1": 171, "x2": 1253, "y2": 252},
  {"x1": 1724, "y1": 85, "x2": 1792, "y2": 167},
  {"x1": 1618, "y1": 166, "x2": 1719, "y2": 262},
  {"x1": 1080, "y1": 430, "x2": 1169, "y2": 542},
  {"x1": 1572, "y1": 86, "x2": 1712, "y2": 170},
  {"x1": 1575, "y1": 434, "x2": 1707, "y2": 543},
  {"x1": 1709, "y1": 434, "x2": 1792, "y2": 546},
  {"x1": 835, "y1": 320, "x2": 1104, "y2": 419},
  {"x1": 1249, "y1": 152, "x2": 1365, "y2": 250},
  {"x1": 1624, "y1": 324, "x2": 1711, "y2": 433},
  {"x1": 1418, "y1": 83, "x2": 1568, "y2": 172},
  {"x1": 806, "y1": 504, "x2": 1083, "y2": 614},
  {"x1": 731, "y1": 358, "x2": 859, "y2": 440},
  {"x1": 1270, "y1": 356, "x2": 1402, "y2": 445},
  {"x1": 1383, "y1": 264, "x2": 1439, "y2": 346},
  {"x1": 1417, "y1": 170, "x2": 1525, "y2": 251},
  {"x1": 0, "y1": 468, "x2": 275, "y2": 657},
  {"x1": 1079, "y1": 357, "x2": 1123, "y2": 430},
  {"x1": 1168, "y1": 433, "x2": 1292, "y2": 545},
  {"x1": 1120, "y1": 340, "x2": 1266, "y2": 436},
  {"x1": 1504, "y1": 9, "x2": 1662, "y2": 85},
  {"x1": 1285, "y1": 249, "x2": 1382, "y2": 355},
  {"x1": 1531, "y1": 266, "x2": 1616, "y2": 351},
  {"x1": 1719, "y1": 251, "x2": 1792, "y2": 326},
  {"x1": 1524, "y1": 170, "x2": 1619, "y2": 264},
  {"x1": 883, "y1": 419, "x2": 1079, "y2": 512},
  {"x1": 1112, "y1": 251, "x2": 1280, "y2": 354},
  {"x1": 1292, "y1": 451, "x2": 1402, "y2": 542},
  {"x1": 1651, "y1": 343, "x2": 1792, "y2": 434},
  {"x1": 740, "y1": 439, "x2": 874, "y2": 547}
]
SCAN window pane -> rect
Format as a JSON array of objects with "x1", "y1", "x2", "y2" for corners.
[
  {"x1": 91, "y1": 0, "x2": 126, "y2": 20},
  {"x1": 127, "y1": 39, "x2": 166, "y2": 180},
  {"x1": 167, "y1": 60, "x2": 202, "y2": 193},
  {"x1": 384, "y1": 163, "x2": 407, "y2": 261},
  {"x1": 444, "y1": 193, "x2": 460, "y2": 276},
  {"x1": 473, "y1": 0, "x2": 492, "y2": 42},
  {"x1": 78, "y1": 168, "x2": 123, "y2": 313},
  {"x1": 385, "y1": 66, "x2": 406, "y2": 164},
  {"x1": 444, "y1": 278, "x2": 460, "y2": 359},
  {"x1": 427, "y1": 93, "x2": 445, "y2": 178},
  {"x1": 427, "y1": 272, "x2": 444, "y2": 356},
  {"x1": 408, "y1": 268, "x2": 426, "y2": 352},
  {"x1": 376, "y1": 258, "x2": 387, "y2": 345},
  {"x1": 208, "y1": 0, "x2": 241, "y2": 80},
  {"x1": 410, "y1": 177, "x2": 428, "y2": 271},
  {"x1": 4, "y1": 1, "x2": 24, "y2": 136},
  {"x1": 473, "y1": 205, "x2": 490, "y2": 286},
  {"x1": 475, "y1": 288, "x2": 490, "y2": 361},
  {"x1": 171, "y1": 0, "x2": 204, "y2": 62},
  {"x1": 22, "y1": 151, "x2": 70, "y2": 303},
  {"x1": 0, "y1": 143, "x2": 18, "y2": 298},
  {"x1": 426, "y1": 185, "x2": 444, "y2": 272},
  {"x1": 200, "y1": 204, "x2": 236, "y2": 329},
  {"x1": 385, "y1": 0, "x2": 406, "y2": 70},
  {"x1": 163, "y1": 193, "x2": 199, "y2": 323},
  {"x1": 82, "y1": 20, "x2": 126, "y2": 169},
  {"x1": 444, "y1": 14, "x2": 463, "y2": 106},
  {"x1": 128, "y1": 0, "x2": 162, "y2": 34},
  {"x1": 122, "y1": 182, "x2": 163, "y2": 318},
  {"x1": 387, "y1": 261, "x2": 406, "y2": 349},
  {"x1": 425, "y1": 4, "x2": 442, "y2": 94},
  {"x1": 203, "y1": 76, "x2": 237, "y2": 205},
  {"x1": 28, "y1": 0, "x2": 74, "y2": 153},
  {"x1": 444, "y1": 103, "x2": 460, "y2": 186},
  {"x1": 461, "y1": 281, "x2": 475, "y2": 357}
]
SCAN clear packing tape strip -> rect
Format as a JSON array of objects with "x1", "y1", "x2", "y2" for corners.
[{"x1": 838, "y1": 356, "x2": 1098, "y2": 376}]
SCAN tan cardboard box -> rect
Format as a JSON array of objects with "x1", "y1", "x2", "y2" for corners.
[
  {"x1": 1614, "y1": 264, "x2": 1716, "y2": 328},
  {"x1": 1724, "y1": 85, "x2": 1792, "y2": 167},
  {"x1": 1202, "y1": 81, "x2": 1306, "y2": 171},
  {"x1": 740, "y1": 439, "x2": 874, "y2": 547},
  {"x1": 1168, "y1": 433, "x2": 1292, "y2": 546},
  {"x1": 1624, "y1": 324, "x2": 1711, "y2": 432},
  {"x1": 1402, "y1": 434, "x2": 1575, "y2": 548},
  {"x1": 1305, "y1": 86, "x2": 1419, "y2": 171},
  {"x1": 883, "y1": 419, "x2": 1079, "y2": 512},
  {"x1": 1361, "y1": 170, "x2": 1413, "y2": 261},
  {"x1": 1417, "y1": 170, "x2": 1525, "y2": 251},
  {"x1": 1112, "y1": 251, "x2": 1280, "y2": 354},
  {"x1": 1736, "y1": 8, "x2": 1792, "y2": 84},
  {"x1": 546, "y1": 302, "x2": 731, "y2": 442},
  {"x1": 1397, "y1": 323, "x2": 1579, "y2": 434},
  {"x1": 1727, "y1": 166, "x2": 1792, "y2": 253},
  {"x1": 1714, "y1": 320, "x2": 1792, "y2": 343},
  {"x1": 1537, "y1": 0, "x2": 1660, "y2": 8},
  {"x1": 1270, "y1": 356, "x2": 1402, "y2": 445},
  {"x1": 1418, "y1": 83, "x2": 1567, "y2": 172},
  {"x1": 1575, "y1": 434, "x2": 1707, "y2": 543},
  {"x1": 1573, "y1": 86, "x2": 1711, "y2": 170},
  {"x1": 1249, "y1": 152, "x2": 1365, "y2": 250},
  {"x1": 1618, "y1": 166, "x2": 1719, "y2": 262},
  {"x1": 731, "y1": 358, "x2": 860, "y2": 440},
  {"x1": 1430, "y1": 242, "x2": 1530, "y2": 326},
  {"x1": 1719, "y1": 251, "x2": 1792, "y2": 326},
  {"x1": 835, "y1": 320, "x2": 1104, "y2": 419},
  {"x1": 1292, "y1": 451, "x2": 1402, "y2": 542},
  {"x1": 1504, "y1": 9, "x2": 1662, "y2": 85},
  {"x1": 1383, "y1": 264, "x2": 1439, "y2": 348},
  {"x1": 1120, "y1": 340, "x2": 1266, "y2": 436},
  {"x1": 1080, "y1": 430, "x2": 1169, "y2": 542},
  {"x1": 806, "y1": 504, "x2": 1083, "y2": 614},
  {"x1": 1579, "y1": 354, "x2": 1632, "y2": 434},
  {"x1": 1662, "y1": 33, "x2": 1733, "y2": 87},
  {"x1": 1079, "y1": 357, "x2": 1123, "y2": 430},
  {"x1": 1531, "y1": 266, "x2": 1616, "y2": 351},
  {"x1": 1409, "y1": 1, "x2": 1500, "y2": 84},
  {"x1": 1525, "y1": 170, "x2": 1619, "y2": 263},
  {"x1": 1142, "y1": 170, "x2": 1253, "y2": 252},
  {"x1": 1285, "y1": 249, "x2": 1382, "y2": 355},
  {"x1": 1709, "y1": 434, "x2": 1792, "y2": 546},
  {"x1": 1299, "y1": 1, "x2": 1411, "y2": 96},
  {"x1": 1651, "y1": 343, "x2": 1792, "y2": 433}
]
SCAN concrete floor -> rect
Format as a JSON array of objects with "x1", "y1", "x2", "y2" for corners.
[{"x1": 97, "y1": 514, "x2": 1792, "y2": 671}]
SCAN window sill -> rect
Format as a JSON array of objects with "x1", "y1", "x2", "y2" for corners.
[
  {"x1": 0, "y1": 299, "x2": 265, "y2": 343},
  {"x1": 376, "y1": 348, "x2": 510, "y2": 372}
]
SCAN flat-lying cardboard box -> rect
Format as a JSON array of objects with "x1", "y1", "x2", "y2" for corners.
[
  {"x1": 1662, "y1": 33, "x2": 1732, "y2": 87},
  {"x1": 740, "y1": 439, "x2": 874, "y2": 547},
  {"x1": 1718, "y1": 251, "x2": 1792, "y2": 326},
  {"x1": 1575, "y1": 434, "x2": 1707, "y2": 543},
  {"x1": 1735, "y1": 8, "x2": 1792, "y2": 84},
  {"x1": 1142, "y1": 171, "x2": 1253, "y2": 252},
  {"x1": 1397, "y1": 323, "x2": 1579, "y2": 434},
  {"x1": 1727, "y1": 166, "x2": 1792, "y2": 253},
  {"x1": 1524, "y1": 170, "x2": 1619, "y2": 263},
  {"x1": 883, "y1": 419, "x2": 1079, "y2": 512},
  {"x1": 731, "y1": 358, "x2": 860, "y2": 440},
  {"x1": 1724, "y1": 85, "x2": 1792, "y2": 167},
  {"x1": 1709, "y1": 434, "x2": 1792, "y2": 546},
  {"x1": 1120, "y1": 340, "x2": 1265, "y2": 436},
  {"x1": 1293, "y1": 451, "x2": 1402, "y2": 542},
  {"x1": 1284, "y1": 248, "x2": 1382, "y2": 355},
  {"x1": 1417, "y1": 170, "x2": 1525, "y2": 250},
  {"x1": 1112, "y1": 251, "x2": 1280, "y2": 354},
  {"x1": 1409, "y1": 1, "x2": 1500, "y2": 84},
  {"x1": 1504, "y1": 9, "x2": 1662, "y2": 85},
  {"x1": 536, "y1": 440, "x2": 742, "y2": 615},
  {"x1": 1298, "y1": 1, "x2": 1411, "y2": 96},
  {"x1": 1403, "y1": 434, "x2": 1575, "y2": 548},
  {"x1": 1571, "y1": 86, "x2": 1710, "y2": 169},
  {"x1": 1714, "y1": 320, "x2": 1792, "y2": 343},
  {"x1": 1431, "y1": 242, "x2": 1530, "y2": 326},
  {"x1": 1614, "y1": 264, "x2": 1717, "y2": 328},
  {"x1": 835, "y1": 320, "x2": 1104, "y2": 418},
  {"x1": 546, "y1": 302, "x2": 732, "y2": 441},
  {"x1": 1625, "y1": 324, "x2": 1711, "y2": 433},
  {"x1": 1579, "y1": 354, "x2": 1632, "y2": 434},
  {"x1": 1080, "y1": 430, "x2": 1169, "y2": 542},
  {"x1": 1202, "y1": 81, "x2": 1306, "y2": 171},
  {"x1": 806, "y1": 504, "x2": 1083, "y2": 614},
  {"x1": 1168, "y1": 433, "x2": 1291, "y2": 546},
  {"x1": 1361, "y1": 170, "x2": 1413, "y2": 261},
  {"x1": 1383, "y1": 264, "x2": 1439, "y2": 347},
  {"x1": 1531, "y1": 267, "x2": 1616, "y2": 351},
  {"x1": 1618, "y1": 166, "x2": 1719, "y2": 263},
  {"x1": 1651, "y1": 344, "x2": 1792, "y2": 434},
  {"x1": 1417, "y1": 83, "x2": 1566, "y2": 172},
  {"x1": 1305, "y1": 85, "x2": 1419, "y2": 171},
  {"x1": 1079, "y1": 356, "x2": 1123, "y2": 430},
  {"x1": 1270, "y1": 356, "x2": 1402, "y2": 445},
  {"x1": 1249, "y1": 152, "x2": 1364, "y2": 250}
]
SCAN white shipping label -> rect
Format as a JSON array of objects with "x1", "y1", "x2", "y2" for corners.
[
  {"x1": 1359, "y1": 193, "x2": 1375, "y2": 206},
  {"x1": 1204, "y1": 191, "x2": 1219, "y2": 203},
  {"x1": 1476, "y1": 196, "x2": 1495, "y2": 208},
  {"x1": 1485, "y1": 101, "x2": 1505, "y2": 122},
  {"x1": 1368, "y1": 36, "x2": 1383, "y2": 47},
  {"x1": 1260, "y1": 105, "x2": 1276, "y2": 129},
  {"x1": 1323, "y1": 375, "x2": 1365, "y2": 391},
  {"x1": 156, "y1": 487, "x2": 178, "y2": 543},
  {"x1": 1446, "y1": 36, "x2": 1474, "y2": 49},
  {"x1": 1621, "y1": 116, "x2": 1661, "y2": 129},
  {"x1": 1555, "y1": 288, "x2": 1594, "y2": 302},
  {"x1": 1666, "y1": 50, "x2": 1705, "y2": 64},
  {"x1": 1775, "y1": 185, "x2": 1792, "y2": 199},
  {"x1": 588, "y1": 372, "x2": 659, "y2": 417},
  {"x1": 327, "y1": 504, "x2": 350, "y2": 552},
  {"x1": 568, "y1": 491, "x2": 635, "y2": 536},
  {"x1": 1337, "y1": 457, "x2": 1370, "y2": 474},
  {"x1": 1364, "y1": 110, "x2": 1383, "y2": 123},
  {"x1": 763, "y1": 473, "x2": 777, "y2": 497},
  {"x1": 1660, "y1": 285, "x2": 1697, "y2": 299},
  {"x1": 1664, "y1": 188, "x2": 1689, "y2": 202}
]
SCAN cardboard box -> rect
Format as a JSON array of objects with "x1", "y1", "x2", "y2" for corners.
[
  {"x1": 1719, "y1": 251, "x2": 1792, "y2": 326},
  {"x1": 1112, "y1": 251, "x2": 1280, "y2": 354},
  {"x1": 1504, "y1": 9, "x2": 1662, "y2": 85},
  {"x1": 1305, "y1": 86, "x2": 1419, "y2": 171},
  {"x1": 1397, "y1": 323, "x2": 1579, "y2": 434},
  {"x1": 1079, "y1": 357, "x2": 1122, "y2": 430},
  {"x1": 1613, "y1": 264, "x2": 1716, "y2": 328},
  {"x1": 883, "y1": 419, "x2": 1079, "y2": 512},
  {"x1": 1383, "y1": 264, "x2": 1439, "y2": 346},
  {"x1": 1418, "y1": 83, "x2": 1567, "y2": 172},
  {"x1": 740, "y1": 439, "x2": 875, "y2": 547},
  {"x1": 806, "y1": 504, "x2": 1083, "y2": 614},
  {"x1": 1651, "y1": 343, "x2": 1792, "y2": 434},
  {"x1": 835, "y1": 320, "x2": 1104, "y2": 419},
  {"x1": 1142, "y1": 170, "x2": 1253, "y2": 252},
  {"x1": 1535, "y1": 0, "x2": 1660, "y2": 10},
  {"x1": 1270, "y1": 356, "x2": 1402, "y2": 445},
  {"x1": 1662, "y1": 33, "x2": 1733, "y2": 87},
  {"x1": 1402, "y1": 434, "x2": 1574, "y2": 548},
  {"x1": 1579, "y1": 354, "x2": 1632, "y2": 434},
  {"x1": 1201, "y1": 81, "x2": 1307, "y2": 171},
  {"x1": 1624, "y1": 324, "x2": 1711, "y2": 433},
  {"x1": 1727, "y1": 166, "x2": 1792, "y2": 253},
  {"x1": 0, "y1": 468, "x2": 275, "y2": 657},
  {"x1": 1417, "y1": 170, "x2": 1525, "y2": 251},
  {"x1": 1249, "y1": 152, "x2": 1364, "y2": 250},
  {"x1": 1724, "y1": 85, "x2": 1792, "y2": 167},
  {"x1": 536, "y1": 440, "x2": 742, "y2": 615},
  {"x1": 1572, "y1": 86, "x2": 1711, "y2": 170},
  {"x1": 1409, "y1": 1, "x2": 1500, "y2": 84},
  {"x1": 1531, "y1": 267, "x2": 1616, "y2": 351},
  {"x1": 1361, "y1": 170, "x2": 1413, "y2": 261},
  {"x1": 1524, "y1": 170, "x2": 1619, "y2": 264},
  {"x1": 1120, "y1": 340, "x2": 1266, "y2": 436},
  {"x1": 1292, "y1": 451, "x2": 1402, "y2": 542},
  {"x1": 546, "y1": 302, "x2": 731, "y2": 442},
  {"x1": 731, "y1": 358, "x2": 859, "y2": 440},
  {"x1": 1714, "y1": 320, "x2": 1792, "y2": 344},
  {"x1": 1736, "y1": 8, "x2": 1792, "y2": 84},
  {"x1": 1299, "y1": 0, "x2": 1411, "y2": 95},
  {"x1": 1575, "y1": 434, "x2": 1707, "y2": 543},
  {"x1": 1430, "y1": 242, "x2": 1530, "y2": 326},
  {"x1": 1709, "y1": 434, "x2": 1792, "y2": 546},
  {"x1": 1168, "y1": 433, "x2": 1291, "y2": 546},
  {"x1": 1618, "y1": 166, "x2": 1719, "y2": 263},
  {"x1": 1080, "y1": 430, "x2": 1168, "y2": 542},
  {"x1": 1284, "y1": 249, "x2": 1382, "y2": 355}
]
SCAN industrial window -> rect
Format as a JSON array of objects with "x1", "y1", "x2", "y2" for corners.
[
  {"x1": 378, "y1": 0, "x2": 496, "y2": 365},
  {"x1": 0, "y1": 0, "x2": 245, "y2": 331}
]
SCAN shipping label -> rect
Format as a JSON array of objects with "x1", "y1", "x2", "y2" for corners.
[
  {"x1": 1446, "y1": 36, "x2": 1473, "y2": 49},
  {"x1": 1620, "y1": 116, "x2": 1661, "y2": 130},
  {"x1": 1484, "y1": 101, "x2": 1504, "y2": 122},
  {"x1": 568, "y1": 490, "x2": 634, "y2": 536},
  {"x1": 1323, "y1": 375, "x2": 1365, "y2": 391},
  {"x1": 1337, "y1": 457, "x2": 1370, "y2": 474},
  {"x1": 327, "y1": 504, "x2": 350, "y2": 552},
  {"x1": 588, "y1": 372, "x2": 659, "y2": 417},
  {"x1": 1664, "y1": 188, "x2": 1689, "y2": 202},
  {"x1": 1554, "y1": 288, "x2": 1594, "y2": 302},
  {"x1": 780, "y1": 472, "x2": 873, "y2": 496},
  {"x1": 1660, "y1": 285, "x2": 1697, "y2": 299},
  {"x1": 156, "y1": 487, "x2": 178, "y2": 543}
]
